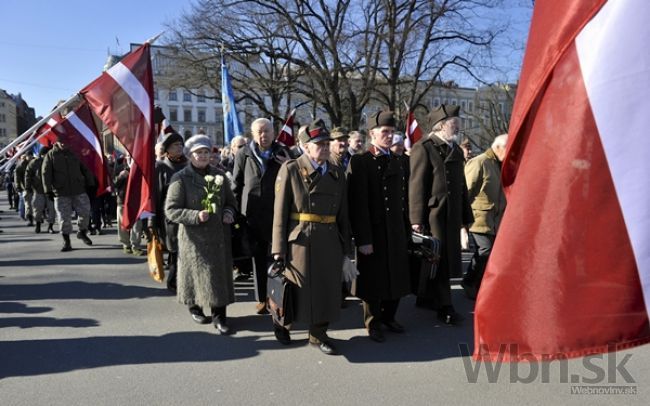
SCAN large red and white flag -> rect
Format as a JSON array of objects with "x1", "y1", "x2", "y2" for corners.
[
  {"x1": 50, "y1": 102, "x2": 110, "y2": 196},
  {"x1": 81, "y1": 43, "x2": 155, "y2": 229},
  {"x1": 404, "y1": 110, "x2": 422, "y2": 149},
  {"x1": 276, "y1": 108, "x2": 296, "y2": 147},
  {"x1": 474, "y1": 0, "x2": 650, "y2": 361},
  {"x1": 34, "y1": 114, "x2": 63, "y2": 147}
]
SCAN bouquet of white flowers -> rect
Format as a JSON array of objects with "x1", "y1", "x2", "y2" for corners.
[{"x1": 202, "y1": 174, "x2": 224, "y2": 214}]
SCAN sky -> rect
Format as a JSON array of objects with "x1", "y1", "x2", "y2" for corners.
[
  {"x1": 0, "y1": 0, "x2": 532, "y2": 119},
  {"x1": 0, "y1": 0, "x2": 188, "y2": 118}
]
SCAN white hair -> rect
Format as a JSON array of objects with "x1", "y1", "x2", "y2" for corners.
[
  {"x1": 251, "y1": 118, "x2": 271, "y2": 132},
  {"x1": 492, "y1": 133, "x2": 508, "y2": 149},
  {"x1": 230, "y1": 135, "x2": 247, "y2": 146}
]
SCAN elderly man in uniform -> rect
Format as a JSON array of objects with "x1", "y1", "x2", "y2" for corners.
[
  {"x1": 409, "y1": 104, "x2": 473, "y2": 324},
  {"x1": 271, "y1": 119, "x2": 352, "y2": 355},
  {"x1": 329, "y1": 127, "x2": 352, "y2": 171},
  {"x1": 233, "y1": 118, "x2": 291, "y2": 314},
  {"x1": 25, "y1": 146, "x2": 56, "y2": 234},
  {"x1": 461, "y1": 134, "x2": 507, "y2": 299},
  {"x1": 348, "y1": 111, "x2": 411, "y2": 342},
  {"x1": 42, "y1": 139, "x2": 95, "y2": 252}
]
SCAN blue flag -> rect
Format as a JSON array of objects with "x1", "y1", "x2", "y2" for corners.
[{"x1": 221, "y1": 57, "x2": 244, "y2": 144}]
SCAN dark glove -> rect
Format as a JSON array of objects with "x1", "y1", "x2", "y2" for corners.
[
  {"x1": 47, "y1": 192, "x2": 55, "y2": 201},
  {"x1": 267, "y1": 259, "x2": 285, "y2": 278}
]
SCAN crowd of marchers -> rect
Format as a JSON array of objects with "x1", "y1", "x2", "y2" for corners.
[{"x1": 0, "y1": 104, "x2": 507, "y2": 356}]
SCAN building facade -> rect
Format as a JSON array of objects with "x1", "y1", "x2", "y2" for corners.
[{"x1": 0, "y1": 89, "x2": 18, "y2": 148}]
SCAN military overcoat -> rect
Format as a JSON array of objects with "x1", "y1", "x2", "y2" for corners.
[
  {"x1": 271, "y1": 154, "x2": 352, "y2": 325},
  {"x1": 409, "y1": 136, "x2": 473, "y2": 283},
  {"x1": 348, "y1": 146, "x2": 411, "y2": 301},
  {"x1": 165, "y1": 165, "x2": 237, "y2": 309}
]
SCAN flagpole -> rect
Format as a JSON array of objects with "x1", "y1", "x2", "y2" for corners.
[
  {"x1": 0, "y1": 94, "x2": 81, "y2": 157},
  {"x1": 145, "y1": 32, "x2": 164, "y2": 45}
]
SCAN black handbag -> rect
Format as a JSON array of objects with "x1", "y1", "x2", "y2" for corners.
[
  {"x1": 408, "y1": 232, "x2": 442, "y2": 296},
  {"x1": 266, "y1": 262, "x2": 294, "y2": 326}
]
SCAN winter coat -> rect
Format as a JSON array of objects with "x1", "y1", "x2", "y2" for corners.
[
  {"x1": 232, "y1": 141, "x2": 289, "y2": 242},
  {"x1": 25, "y1": 157, "x2": 45, "y2": 194},
  {"x1": 14, "y1": 158, "x2": 30, "y2": 192},
  {"x1": 165, "y1": 165, "x2": 237, "y2": 308},
  {"x1": 154, "y1": 156, "x2": 188, "y2": 251},
  {"x1": 271, "y1": 154, "x2": 352, "y2": 324},
  {"x1": 409, "y1": 135, "x2": 473, "y2": 280},
  {"x1": 464, "y1": 147, "x2": 506, "y2": 235},
  {"x1": 42, "y1": 144, "x2": 95, "y2": 197},
  {"x1": 348, "y1": 146, "x2": 411, "y2": 301}
]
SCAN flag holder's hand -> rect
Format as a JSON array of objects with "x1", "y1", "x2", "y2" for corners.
[{"x1": 274, "y1": 149, "x2": 290, "y2": 164}]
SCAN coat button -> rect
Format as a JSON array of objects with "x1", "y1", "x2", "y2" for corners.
[
  {"x1": 386, "y1": 207, "x2": 390, "y2": 211},
  {"x1": 311, "y1": 202, "x2": 315, "y2": 206}
]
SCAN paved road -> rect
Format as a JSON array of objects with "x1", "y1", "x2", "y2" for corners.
[{"x1": 0, "y1": 199, "x2": 647, "y2": 405}]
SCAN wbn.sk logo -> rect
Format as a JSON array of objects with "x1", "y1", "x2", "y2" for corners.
[{"x1": 459, "y1": 343, "x2": 636, "y2": 385}]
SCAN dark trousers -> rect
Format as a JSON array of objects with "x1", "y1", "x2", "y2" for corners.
[
  {"x1": 167, "y1": 251, "x2": 178, "y2": 289},
  {"x1": 308, "y1": 322, "x2": 330, "y2": 343},
  {"x1": 251, "y1": 239, "x2": 271, "y2": 303},
  {"x1": 363, "y1": 299, "x2": 400, "y2": 330},
  {"x1": 462, "y1": 233, "x2": 495, "y2": 298},
  {"x1": 89, "y1": 194, "x2": 105, "y2": 231}
]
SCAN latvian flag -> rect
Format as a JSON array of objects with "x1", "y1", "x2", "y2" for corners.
[
  {"x1": 81, "y1": 43, "x2": 156, "y2": 229},
  {"x1": 276, "y1": 108, "x2": 296, "y2": 147},
  {"x1": 474, "y1": 0, "x2": 650, "y2": 361},
  {"x1": 404, "y1": 110, "x2": 422, "y2": 150}
]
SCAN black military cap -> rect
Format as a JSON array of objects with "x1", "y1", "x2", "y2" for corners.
[
  {"x1": 427, "y1": 104, "x2": 460, "y2": 128},
  {"x1": 367, "y1": 110, "x2": 396, "y2": 130},
  {"x1": 298, "y1": 118, "x2": 331, "y2": 144}
]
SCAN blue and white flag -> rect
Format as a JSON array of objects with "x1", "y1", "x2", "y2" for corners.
[{"x1": 221, "y1": 57, "x2": 244, "y2": 144}]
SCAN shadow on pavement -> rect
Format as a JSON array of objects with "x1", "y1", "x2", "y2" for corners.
[
  {"x1": 0, "y1": 302, "x2": 53, "y2": 314},
  {"x1": 0, "y1": 256, "x2": 146, "y2": 267},
  {"x1": 0, "y1": 281, "x2": 171, "y2": 301},
  {"x1": 0, "y1": 238, "x2": 54, "y2": 243},
  {"x1": 0, "y1": 317, "x2": 99, "y2": 329},
  {"x1": 0, "y1": 332, "x2": 284, "y2": 379}
]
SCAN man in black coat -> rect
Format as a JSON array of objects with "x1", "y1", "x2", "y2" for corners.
[
  {"x1": 409, "y1": 104, "x2": 473, "y2": 324},
  {"x1": 348, "y1": 111, "x2": 411, "y2": 342},
  {"x1": 153, "y1": 132, "x2": 186, "y2": 292},
  {"x1": 232, "y1": 118, "x2": 290, "y2": 313}
]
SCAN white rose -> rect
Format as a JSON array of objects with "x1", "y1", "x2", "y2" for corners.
[
  {"x1": 215, "y1": 175, "x2": 224, "y2": 186},
  {"x1": 204, "y1": 175, "x2": 215, "y2": 183}
]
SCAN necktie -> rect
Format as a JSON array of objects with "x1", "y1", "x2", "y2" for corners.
[{"x1": 317, "y1": 167, "x2": 324, "y2": 176}]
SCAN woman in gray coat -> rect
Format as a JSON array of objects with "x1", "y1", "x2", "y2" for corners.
[{"x1": 165, "y1": 135, "x2": 238, "y2": 335}]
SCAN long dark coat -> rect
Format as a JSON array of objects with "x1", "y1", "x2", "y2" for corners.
[
  {"x1": 165, "y1": 165, "x2": 237, "y2": 308},
  {"x1": 348, "y1": 146, "x2": 411, "y2": 301},
  {"x1": 154, "y1": 156, "x2": 187, "y2": 252},
  {"x1": 232, "y1": 141, "x2": 289, "y2": 242},
  {"x1": 409, "y1": 136, "x2": 473, "y2": 303},
  {"x1": 271, "y1": 154, "x2": 352, "y2": 325}
]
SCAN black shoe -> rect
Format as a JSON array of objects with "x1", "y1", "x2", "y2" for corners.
[
  {"x1": 89, "y1": 229, "x2": 97, "y2": 235},
  {"x1": 61, "y1": 234, "x2": 72, "y2": 252},
  {"x1": 47, "y1": 223, "x2": 55, "y2": 234},
  {"x1": 76, "y1": 230, "x2": 93, "y2": 246},
  {"x1": 274, "y1": 325, "x2": 291, "y2": 345},
  {"x1": 311, "y1": 340, "x2": 337, "y2": 355},
  {"x1": 368, "y1": 328, "x2": 386, "y2": 343},
  {"x1": 189, "y1": 307, "x2": 211, "y2": 324},
  {"x1": 382, "y1": 320, "x2": 405, "y2": 333},
  {"x1": 34, "y1": 222, "x2": 41, "y2": 234},
  {"x1": 214, "y1": 320, "x2": 234, "y2": 335}
]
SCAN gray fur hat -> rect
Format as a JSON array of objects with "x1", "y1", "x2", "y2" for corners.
[{"x1": 184, "y1": 134, "x2": 213, "y2": 155}]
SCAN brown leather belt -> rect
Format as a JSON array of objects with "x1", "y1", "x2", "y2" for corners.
[{"x1": 290, "y1": 213, "x2": 336, "y2": 224}]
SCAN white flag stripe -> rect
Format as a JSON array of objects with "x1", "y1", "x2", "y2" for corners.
[
  {"x1": 47, "y1": 118, "x2": 59, "y2": 127},
  {"x1": 107, "y1": 62, "x2": 151, "y2": 127},
  {"x1": 66, "y1": 112, "x2": 104, "y2": 160},
  {"x1": 409, "y1": 120, "x2": 418, "y2": 135},
  {"x1": 281, "y1": 124, "x2": 292, "y2": 135},
  {"x1": 576, "y1": 0, "x2": 650, "y2": 315}
]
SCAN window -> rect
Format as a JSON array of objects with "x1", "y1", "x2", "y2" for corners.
[
  {"x1": 433, "y1": 98, "x2": 440, "y2": 107},
  {"x1": 184, "y1": 109, "x2": 192, "y2": 122},
  {"x1": 0, "y1": 128, "x2": 5, "y2": 136},
  {"x1": 469, "y1": 118, "x2": 474, "y2": 129},
  {"x1": 197, "y1": 91, "x2": 206, "y2": 103},
  {"x1": 468, "y1": 101, "x2": 474, "y2": 112},
  {"x1": 183, "y1": 91, "x2": 192, "y2": 102},
  {"x1": 169, "y1": 109, "x2": 178, "y2": 122},
  {"x1": 460, "y1": 100, "x2": 466, "y2": 110},
  {"x1": 168, "y1": 90, "x2": 177, "y2": 101},
  {"x1": 451, "y1": 99, "x2": 457, "y2": 105},
  {"x1": 0, "y1": 113, "x2": 5, "y2": 122},
  {"x1": 197, "y1": 110, "x2": 206, "y2": 123}
]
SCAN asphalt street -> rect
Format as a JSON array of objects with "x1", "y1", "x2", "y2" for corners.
[{"x1": 0, "y1": 199, "x2": 648, "y2": 405}]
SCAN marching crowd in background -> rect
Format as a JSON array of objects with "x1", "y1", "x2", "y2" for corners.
[{"x1": 0, "y1": 104, "x2": 508, "y2": 356}]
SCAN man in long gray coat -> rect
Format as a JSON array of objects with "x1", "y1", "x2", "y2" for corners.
[
  {"x1": 271, "y1": 119, "x2": 352, "y2": 355},
  {"x1": 409, "y1": 104, "x2": 473, "y2": 324}
]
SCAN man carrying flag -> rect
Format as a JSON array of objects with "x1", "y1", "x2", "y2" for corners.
[{"x1": 475, "y1": 0, "x2": 650, "y2": 361}]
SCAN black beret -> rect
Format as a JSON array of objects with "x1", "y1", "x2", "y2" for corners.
[
  {"x1": 162, "y1": 132, "x2": 184, "y2": 152},
  {"x1": 298, "y1": 118, "x2": 331, "y2": 144},
  {"x1": 427, "y1": 104, "x2": 460, "y2": 128},
  {"x1": 367, "y1": 110, "x2": 396, "y2": 130}
]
